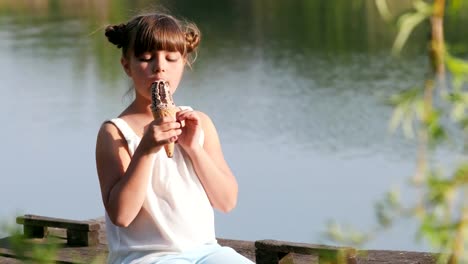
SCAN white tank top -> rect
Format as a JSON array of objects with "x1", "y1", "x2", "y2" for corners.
[{"x1": 104, "y1": 107, "x2": 216, "y2": 263}]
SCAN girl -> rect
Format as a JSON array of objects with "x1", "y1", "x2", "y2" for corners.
[{"x1": 95, "y1": 12, "x2": 253, "y2": 264}]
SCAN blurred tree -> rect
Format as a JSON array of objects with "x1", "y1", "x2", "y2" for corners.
[{"x1": 326, "y1": 1, "x2": 468, "y2": 263}]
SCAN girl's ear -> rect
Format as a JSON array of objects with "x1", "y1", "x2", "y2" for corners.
[{"x1": 121, "y1": 56, "x2": 131, "y2": 76}]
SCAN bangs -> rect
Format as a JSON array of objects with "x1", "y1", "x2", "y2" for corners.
[{"x1": 132, "y1": 15, "x2": 186, "y2": 57}]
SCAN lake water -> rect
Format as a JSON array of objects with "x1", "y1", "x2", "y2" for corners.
[{"x1": 1, "y1": 0, "x2": 467, "y2": 252}]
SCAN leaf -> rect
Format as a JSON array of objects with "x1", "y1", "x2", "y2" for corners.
[
  {"x1": 386, "y1": 189, "x2": 401, "y2": 208},
  {"x1": 392, "y1": 1, "x2": 432, "y2": 55},
  {"x1": 418, "y1": 213, "x2": 454, "y2": 250},
  {"x1": 389, "y1": 106, "x2": 405, "y2": 133},
  {"x1": 453, "y1": 163, "x2": 468, "y2": 184},
  {"x1": 387, "y1": 88, "x2": 423, "y2": 138},
  {"x1": 446, "y1": 52, "x2": 468, "y2": 91},
  {"x1": 413, "y1": 0, "x2": 432, "y2": 14},
  {"x1": 452, "y1": 103, "x2": 465, "y2": 121},
  {"x1": 427, "y1": 174, "x2": 452, "y2": 204},
  {"x1": 446, "y1": 53, "x2": 468, "y2": 76},
  {"x1": 447, "y1": 0, "x2": 464, "y2": 15},
  {"x1": 375, "y1": 201, "x2": 392, "y2": 228},
  {"x1": 375, "y1": 0, "x2": 393, "y2": 22},
  {"x1": 403, "y1": 114, "x2": 415, "y2": 138}
]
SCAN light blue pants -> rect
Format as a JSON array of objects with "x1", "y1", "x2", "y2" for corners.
[
  {"x1": 117, "y1": 244, "x2": 254, "y2": 264},
  {"x1": 152, "y1": 244, "x2": 253, "y2": 264}
]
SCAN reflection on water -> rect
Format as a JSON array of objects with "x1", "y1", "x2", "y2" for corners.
[{"x1": 1, "y1": 0, "x2": 467, "y2": 252}]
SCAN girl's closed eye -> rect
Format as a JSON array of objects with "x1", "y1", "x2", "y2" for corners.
[
  {"x1": 167, "y1": 55, "x2": 180, "y2": 62},
  {"x1": 139, "y1": 53, "x2": 153, "y2": 62}
]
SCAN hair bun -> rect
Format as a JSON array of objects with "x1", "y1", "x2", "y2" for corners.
[
  {"x1": 105, "y1": 23, "x2": 127, "y2": 48},
  {"x1": 185, "y1": 25, "x2": 201, "y2": 53}
]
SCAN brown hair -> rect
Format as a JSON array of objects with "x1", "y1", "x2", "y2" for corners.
[{"x1": 105, "y1": 12, "x2": 201, "y2": 65}]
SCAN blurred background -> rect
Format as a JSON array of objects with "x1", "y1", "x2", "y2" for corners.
[{"x1": 0, "y1": 0, "x2": 467, "y2": 252}]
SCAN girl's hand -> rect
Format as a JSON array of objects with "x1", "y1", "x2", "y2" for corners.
[
  {"x1": 176, "y1": 109, "x2": 203, "y2": 153},
  {"x1": 139, "y1": 116, "x2": 181, "y2": 154}
]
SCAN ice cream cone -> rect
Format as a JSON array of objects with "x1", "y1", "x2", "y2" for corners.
[
  {"x1": 151, "y1": 80, "x2": 177, "y2": 158},
  {"x1": 152, "y1": 107, "x2": 178, "y2": 158}
]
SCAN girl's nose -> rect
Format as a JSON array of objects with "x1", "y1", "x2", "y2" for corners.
[
  {"x1": 153, "y1": 56, "x2": 166, "y2": 73},
  {"x1": 153, "y1": 63, "x2": 165, "y2": 73}
]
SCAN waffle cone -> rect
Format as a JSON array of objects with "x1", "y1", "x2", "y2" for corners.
[{"x1": 152, "y1": 107, "x2": 178, "y2": 158}]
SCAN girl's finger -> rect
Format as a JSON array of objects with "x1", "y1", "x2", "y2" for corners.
[
  {"x1": 153, "y1": 116, "x2": 176, "y2": 125},
  {"x1": 177, "y1": 114, "x2": 200, "y2": 127},
  {"x1": 155, "y1": 121, "x2": 181, "y2": 132},
  {"x1": 177, "y1": 111, "x2": 199, "y2": 121},
  {"x1": 155, "y1": 129, "x2": 182, "y2": 144},
  {"x1": 176, "y1": 109, "x2": 191, "y2": 119}
]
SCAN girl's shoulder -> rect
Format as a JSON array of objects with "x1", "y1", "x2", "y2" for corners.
[{"x1": 195, "y1": 111, "x2": 218, "y2": 139}]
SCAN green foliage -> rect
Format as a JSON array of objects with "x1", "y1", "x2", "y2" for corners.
[
  {"x1": 447, "y1": 0, "x2": 468, "y2": 16},
  {"x1": 0, "y1": 218, "x2": 107, "y2": 263},
  {"x1": 387, "y1": 87, "x2": 425, "y2": 138},
  {"x1": 325, "y1": 221, "x2": 370, "y2": 247},
  {"x1": 447, "y1": 53, "x2": 468, "y2": 81},
  {"x1": 1, "y1": 223, "x2": 59, "y2": 264},
  {"x1": 325, "y1": 0, "x2": 468, "y2": 262},
  {"x1": 387, "y1": 86, "x2": 447, "y2": 146},
  {"x1": 375, "y1": 189, "x2": 403, "y2": 228},
  {"x1": 391, "y1": 0, "x2": 432, "y2": 55}
]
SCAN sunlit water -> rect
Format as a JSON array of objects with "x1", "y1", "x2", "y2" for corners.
[{"x1": 1, "y1": 1, "x2": 465, "y2": 252}]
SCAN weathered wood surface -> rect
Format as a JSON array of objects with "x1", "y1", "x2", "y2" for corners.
[
  {"x1": 17, "y1": 214, "x2": 100, "y2": 247},
  {"x1": 0, "y1": 215, "x2": 437, "y2": 264},
  {"x1": 256, "y1": 239, "x2": 357, "y2": 264}
]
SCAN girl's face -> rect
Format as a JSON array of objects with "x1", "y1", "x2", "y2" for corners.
[{"x1": 121, "y1": 50, "x2": 185, "y2": 101}]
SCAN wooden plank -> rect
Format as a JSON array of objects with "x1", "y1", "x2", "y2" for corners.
[
  {"x1": 2, "y1": 215, "x2": 438, "y2": 264},
  {"x1": 16, "y1": 215, "x2": 100, "y2": 231},
  {"x1": 23, "y1": 225, "x2": 47, "y2": 238},
  {"x1": 255, "y1": 239, "x2": 357, "y2": 264},
  {"x1": 278, "y1": 253, "x2": 295, "y2": 264},
  {"x1": 279, "y1": 252, "x2": 318, "y2": 264},
  {"x1": 16, "y1": 215, "x2": 100, "y2": 247}
]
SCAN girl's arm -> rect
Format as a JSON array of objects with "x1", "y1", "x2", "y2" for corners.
[
  {"x1": 95, "y1": 117, "x2": 181, "y2": 227},
  {"x1": 178, "y1": 111, "x2": 238, "y2": 212}
]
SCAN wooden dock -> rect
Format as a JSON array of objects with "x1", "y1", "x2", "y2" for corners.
[{"x1": 0, "y1": 214, "x2": 437, "y2": 264}]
